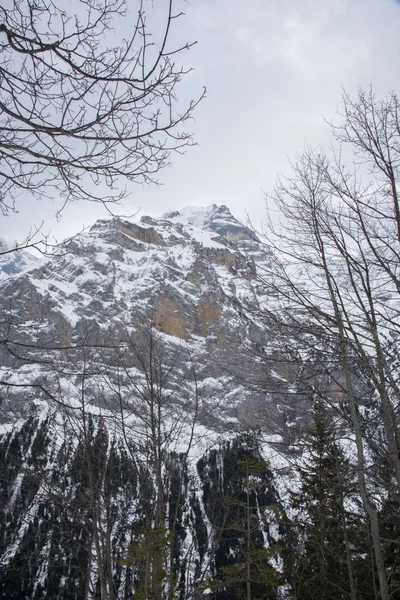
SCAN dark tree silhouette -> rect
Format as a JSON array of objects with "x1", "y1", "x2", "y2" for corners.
[{"x1": 0, "y1": 0, "x2": 204, "y2": 218}]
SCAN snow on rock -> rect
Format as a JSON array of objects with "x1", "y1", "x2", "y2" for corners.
[
  {"x1": 0, "y1": 205, "x2": 312, "y2": 599},
  {"x1": 0, "y1": 239, "x2": 40, "y2": 279}
]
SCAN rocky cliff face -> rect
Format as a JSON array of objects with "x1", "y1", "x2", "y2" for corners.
[
  {"x1": 0, "y1": 205, "x2": 298, "y2": 599},
  {"x1": 0, "y1": 204, "x2": 294, "y2": 429}
]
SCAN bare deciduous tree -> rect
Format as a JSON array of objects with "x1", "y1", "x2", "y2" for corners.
[
  {"x1": 258, "y1": 88, "x2": 400, "y2": 600},
  {"x1": 106, "y1": 323, "x2": 201, "y2": 599},
  {"x1": 0, "y1": 0, "x2": 204, "y2": 218}
]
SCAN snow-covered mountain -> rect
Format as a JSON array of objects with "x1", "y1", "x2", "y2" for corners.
[
  {"x1": 0, "y1": 205, "x2": 299, "y2": 599},
  {"x1": 0, "y1": 204, "x2": 302, "y2": 432}
]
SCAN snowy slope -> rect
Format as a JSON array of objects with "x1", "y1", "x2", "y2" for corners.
[
  {"x1": 0, "y1": 205, "x2": 308, "y2": 599},
  {"x1": 0, "y1": 238, "x2": 39, "y2": 279},
  {"x1": 0, "y1": 204, "x2": 290, "y2": 430}
]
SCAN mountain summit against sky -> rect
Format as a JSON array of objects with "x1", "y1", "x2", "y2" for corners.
[
  {"x1": 0, "y1": 203, "x2": 291, "y2": 428},
  {"x1": 0, "y1": 204, "x2": 294, "y2": 600},
  {"x1": 162, "y1": 204, "x2": 257, "y2": 240}
]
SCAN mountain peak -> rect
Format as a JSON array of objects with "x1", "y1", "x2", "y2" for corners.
[
  {"x1": 161, "y1": 203, "x2": 257, "y2": 243},
  {"x1": 87, "y1": 205, "x2": 257, "y2": 249},
  {"x1": 163, "y1": 204, "x2": 233, "y2": 228}
]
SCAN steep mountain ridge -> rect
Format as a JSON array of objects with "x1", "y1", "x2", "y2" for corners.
[
  {"x1": 7, "y1": 205, "x2": 259, "y2": 333},
  {"x1": 0, "y1": 204, "x2": 287, "y2": 430},
  {"x1": 0, "y1": 204, "x2": 297, "y2": 599}
]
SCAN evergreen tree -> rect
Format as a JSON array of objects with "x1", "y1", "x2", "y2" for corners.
[
  {"x1": 202, "y1": 438, "x2": 282, "y2": 600},
  {"x1": 291, "y1": 400, "x2": 359, "y2": 600},
  {"x1": 217, "y1": 456, "x2": 281, "y2": 600}
]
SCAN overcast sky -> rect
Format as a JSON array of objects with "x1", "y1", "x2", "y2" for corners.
[{"x1": 3, "y1": 0, "x2": 400, "y2": 245}]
